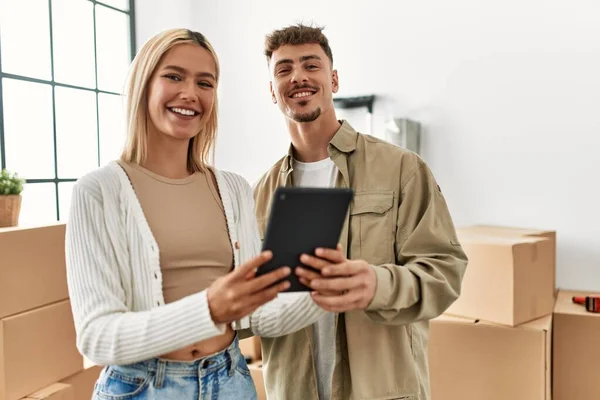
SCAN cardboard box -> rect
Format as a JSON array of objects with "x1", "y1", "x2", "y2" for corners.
[
  {"x1": 60, "y1": 366, "x2": 103, "y2": 400},
  {"x1": 457, "y1": 224, "x2": 555, "y2": 244},
  {"x1": 0, "y1": 300, "x2": 83, "y2": 400},
  {"x1": 429, "y1": 314, "x2": 551, "y2": 400},
  {"x1": 248, "y1": 362, "x2": 266, "y2": 400},
  {"x1": 21, "y1": 383, "x2": 73, "y2": 400},
  {"x1": 553, "y1": 290, "x2": 600, "y2": 400},
  {"x1": 446, "y1": 233, "x2": 554, "y2": 326},
  {"x1": 0, "y1": 224, "x2": 69, "y2": 319},
  {"x1": 457, "y1": 225, "x2": 556, "y2": 289},
  {"x1": 239, "y1": 336, "x2": 261, "y2": 362}
]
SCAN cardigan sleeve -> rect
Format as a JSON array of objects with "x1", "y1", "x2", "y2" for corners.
[{"x1": 65, "y1": 181, "x2": 226, "y2": 365}]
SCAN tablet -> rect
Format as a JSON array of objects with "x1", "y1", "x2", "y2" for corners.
[{"x1": 257, "y1": 187, "x2": 354, "y2": 292}]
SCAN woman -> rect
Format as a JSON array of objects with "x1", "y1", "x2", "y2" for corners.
[{"x1": 65, "y1": 29, "x2": 325, "y2": 399}]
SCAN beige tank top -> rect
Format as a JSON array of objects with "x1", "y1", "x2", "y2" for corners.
[{"x1": 117, "y1": 161, "x2": 233, "y2": 304}]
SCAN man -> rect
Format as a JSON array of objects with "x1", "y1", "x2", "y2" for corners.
[{"x1": 253, "y1": 23, "x2": 468, "y2": 400}]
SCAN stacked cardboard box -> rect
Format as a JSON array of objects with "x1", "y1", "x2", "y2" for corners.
[
  {"x1": 239, "y1": 336, "x2": 262, "y2": 363},
  {"x1": 23, "y1": 366, "x2": 103, "y2": 400},
  {"x1": 0, "y1": 224, "x2": 101, "y2": 400},
  {"x1": 21, "y1": 383, "x2": 72, "y2": 400},
  {"x1": 239, "y1": 336, "x2": 265, "y2": 398},
  {"x1": 553, "y1": 290, "x2": 600, "y2": 400},
  {"x1": 445, "y1": 225, "x2": 555, "y2": 325},
  {"x1": 248, "y1": 362, "x2": 266, "y2": 400},
  {"x1": 59, "y1": 366, "x2": 103, "y2": 400},
  {"x1": 429, "y1": 225, "x2": 556, "y2": 400}
]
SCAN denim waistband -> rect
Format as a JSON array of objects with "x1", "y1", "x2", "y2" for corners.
[{"x1": 118, "y1": 336, "x2": 244, "y2": 376}]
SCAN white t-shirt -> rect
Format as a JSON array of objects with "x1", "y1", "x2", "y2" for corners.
[{"x1": 292, "y1": 156, "x2": 339, "y2": 400}]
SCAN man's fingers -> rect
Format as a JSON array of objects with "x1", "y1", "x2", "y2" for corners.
[
  {"x1": 309, "y1": 276, "x2": 362, "y2": 292},
  {"x1": 321, "y1": 261, "x2": 360, "y2": 277},
  {"x1": 299, "y1": 254, "x2": 330, "y2": 271},
  {"x1": 311, "y1": 290, "x2": 361, "y2": 311},
  {"x1": 314, "y1": 246, "x2": 346, "y2": 263},
  {"x1": 299, "y1": 278, "x2": 339, "y2": 296},
  {"x1": 295, "y1": 266, "x2": 322, "y2": 281},
  {"x1": 232, "y1": 251, "x2": 273, "y2": 280}
]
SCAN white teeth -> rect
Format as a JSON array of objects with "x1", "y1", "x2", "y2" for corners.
[
  {"x1": 292, "y1": 91, "x2": 313, "y2": 98},
  {"x1": 170, "y1": 107, "x2": 196, "y2": 116}
]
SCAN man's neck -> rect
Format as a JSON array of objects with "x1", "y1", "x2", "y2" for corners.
[{"x1": 287, "y1": 115, "x2": 341, "y2": 162}]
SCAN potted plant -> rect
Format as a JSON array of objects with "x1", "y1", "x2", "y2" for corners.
[{"x1": 0, "y1": 169, "x2": 25, "y2": 228}]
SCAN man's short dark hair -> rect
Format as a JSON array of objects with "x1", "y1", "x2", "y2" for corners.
[{"x1": 264, "y1": 23, "x2": 333, "y2": 65}]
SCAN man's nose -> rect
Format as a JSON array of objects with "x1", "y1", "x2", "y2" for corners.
[{"x1": 291, "y1": 68, "x2": 308, "y2": 84}]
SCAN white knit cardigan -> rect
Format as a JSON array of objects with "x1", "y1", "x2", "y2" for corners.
[{"x1": 65, "y1": 161, "x2": 325, "y2": 366}]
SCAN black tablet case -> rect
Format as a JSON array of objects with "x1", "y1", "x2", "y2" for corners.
[{"x1": 258, "y1": 187, "x2": 354, "y2": 292}]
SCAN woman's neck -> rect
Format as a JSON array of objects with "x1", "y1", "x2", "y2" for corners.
[{"x1": 143, "y1": 130, "x2": 193, "y2": 179}]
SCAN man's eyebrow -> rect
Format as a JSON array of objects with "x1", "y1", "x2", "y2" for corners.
[
  {"x1": 274, "y1": 59, "x2": 293, "y2": 69},
  {"x1": 300, "y1": 55, "x2": 322, "y2": 62},
  {"x1": 274, "y1": 55, "x2": 322, "y2": 69},
  {"x1": 162, "y1": 65, "x2": 216, "y2": 80}
]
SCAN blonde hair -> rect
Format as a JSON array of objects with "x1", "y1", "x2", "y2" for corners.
[{"x1": 120, "y1": 29, "x2": 220, "y2": 172}]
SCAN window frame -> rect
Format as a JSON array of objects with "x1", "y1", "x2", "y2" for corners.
[{"x1": 0, "y1": 0, "x2": 136, "y2": 221}]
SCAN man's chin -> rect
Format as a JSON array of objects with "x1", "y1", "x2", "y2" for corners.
[{"x1": 290, "y1": 108, "x2": 321, "y2": 123}]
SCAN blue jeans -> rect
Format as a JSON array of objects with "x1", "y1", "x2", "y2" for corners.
[{"x1": 92, "y1": 337, "x2": 257, "y2": 400}]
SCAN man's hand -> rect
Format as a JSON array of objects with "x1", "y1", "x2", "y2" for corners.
[
  {"x1": 207, "y1": 251, "x2": 291, "y2": 324},
  {"x1": 295, "y1": 245, "x2": 377, "y2": 312}
]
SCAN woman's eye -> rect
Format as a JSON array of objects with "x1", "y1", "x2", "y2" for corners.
[
  {"x1": 165, "y1": 74, "x2": 181, "y2": 81},
  {"x1": 198, "y1": 81, "x2": 213, "y2": 88}
]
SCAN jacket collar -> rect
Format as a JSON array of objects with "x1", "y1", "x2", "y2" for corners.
[{"x1": 281, "y1": 120, "x2": 358, "y2": 172}]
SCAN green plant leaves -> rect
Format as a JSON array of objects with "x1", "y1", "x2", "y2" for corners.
[{"x1": 0, "y1": 169, "x2": 25, "y2": 195}]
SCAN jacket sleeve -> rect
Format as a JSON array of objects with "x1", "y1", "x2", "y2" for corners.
[
  {"x1": 66, "y1": 183, "x2": 226, "y2": 366},
  {"x1": 364, "y1": 161, "x2": 468, "y2": 324}
]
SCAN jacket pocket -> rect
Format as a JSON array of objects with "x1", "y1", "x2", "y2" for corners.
[{"x1": 350, "y1": 191, "x2": 395, "y2": 265}]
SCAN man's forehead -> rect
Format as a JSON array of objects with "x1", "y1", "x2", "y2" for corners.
[{"x1": 271, "y1": 43, "x2": 325, "y2": 63}]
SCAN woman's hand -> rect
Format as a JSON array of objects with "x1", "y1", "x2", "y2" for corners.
[{"x1": 207, "y1": 251, "x2": 291, "y2": 324}]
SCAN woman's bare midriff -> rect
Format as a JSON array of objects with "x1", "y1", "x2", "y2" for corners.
[{"x1": 159, "y1": 325, "x2": 236, "y2": 361}]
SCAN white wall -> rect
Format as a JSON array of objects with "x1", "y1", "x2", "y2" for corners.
[
  {"x1": 136, "y1": 0, "x2": 600, "y2": 291},
  {"x1": 134, "y1": 0, "x2": 196, "y2": 48}
]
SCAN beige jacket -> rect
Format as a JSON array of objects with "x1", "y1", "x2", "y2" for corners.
[{"x1": 253, "y1": 121, "x2": 468, "y2": 400}]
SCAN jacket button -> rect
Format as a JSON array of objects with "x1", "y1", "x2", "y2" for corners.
[{"x1": 234, "y1": 241, "x2": 240, "y2": 250}]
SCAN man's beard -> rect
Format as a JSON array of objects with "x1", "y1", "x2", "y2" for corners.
[{"x1": 289, "y1": 105, "x2": 321, "y2": 123}]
